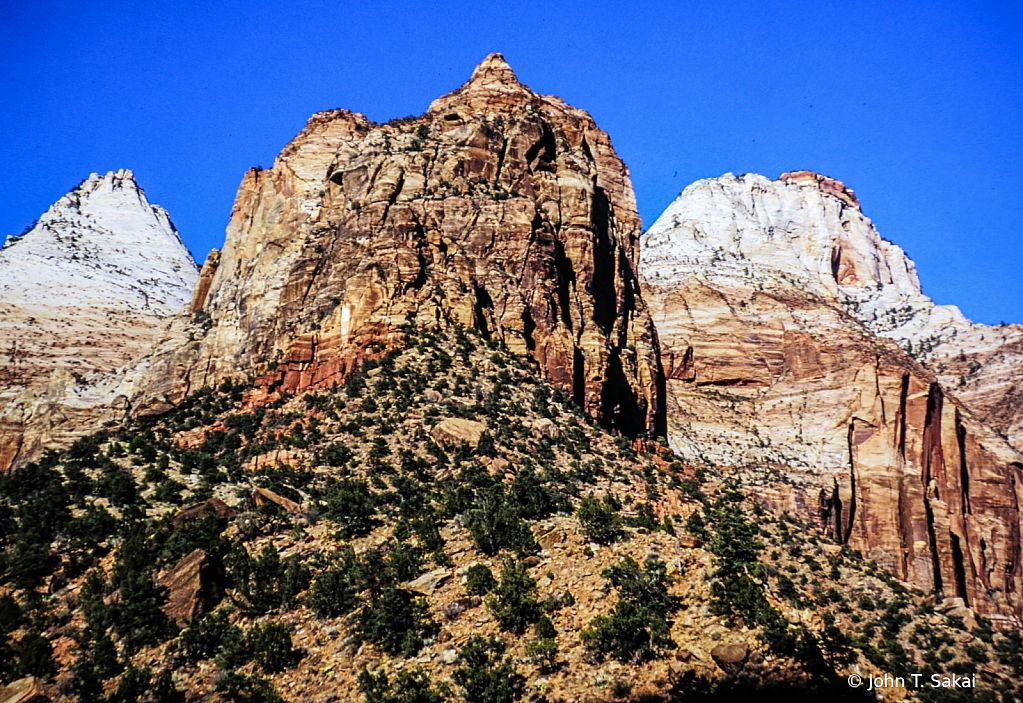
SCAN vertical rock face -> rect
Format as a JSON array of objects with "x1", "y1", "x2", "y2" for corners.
[
  {"x1": 640, "y1": 173, "x2": 1023, "y2": 621},
  {"x1": 182, "y1": 53, "x2": 662, "y2": 435},
  {"x1": 0, "y1": 170, "x2": 197, "y2": 386},
  {"x1": 0, "y1": 170, "x2": 198, "y2": 470}
]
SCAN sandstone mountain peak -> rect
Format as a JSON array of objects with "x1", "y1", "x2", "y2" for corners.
[
  {"x1": 162, "y1": 57, "x2": 663, "y2": 439},
  {"x1": 428, "y1": 52, "x2": 534, "y2": 114},
  {"x1": 641, "y1": 172, "x2": 1023, "y2": 621},
  {"x1": 467, "y1": 52, "x2": 523, "y2": 90},
  {"x1": 0, "y1": 170, "x2": 198, "y2": 468},
  {"x1": 643, "y1": 171, "x2": 1023, "y2": 453}
]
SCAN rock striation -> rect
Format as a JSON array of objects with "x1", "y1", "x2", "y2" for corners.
[
  {"x1": 640, "y1": 172, "x2": 1023, "y2": 621},
  {"x1": 0, "y1": 170, "x2": 198, "y2": 470},
  {"x1": 155, "y1": 53, "x2": 662, "y2": 436},
  {"x1": 0, "y1": 55, "x2": 664, "y2": 470}
]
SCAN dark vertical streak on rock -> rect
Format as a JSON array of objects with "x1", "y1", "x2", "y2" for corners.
[
  {"x1": 951, "y1": 533, "x2": 970, "y2": 605},
  {"x1": 590, "y1": 186, "x2": 615, "y2": 334},
  {"x1": 572, "y1": 346, "x2": 586, "y2": 409},
  {"x1": 898, "y1": 373, "x2": 909, "y2": 459},
  {"x1": 955, "y1": 409, "x2": 973, "y2": 516},
  {"x1": 844, "y1": 422, "x2": 857, "y2": 544}
]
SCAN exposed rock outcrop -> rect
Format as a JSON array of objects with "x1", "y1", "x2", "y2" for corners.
[
  {"x1": 0, "y1": 55, "x2": 664, "y2": 470},
  {"x1": 0, "y1": 677, "x2": 48, "y2": 703},
  {"x1": 176, "y1": 53, "x2": 663, "y2": 437},
  {"x1": 0, "y1": 171, "x2": 198, "y2": 470},
  {"x1": 430, "y1": 418, "x2": 487, "y2": 450},
  {"x1": 159, "y1": 548, "x2": 227, "y2": 623},
  {"x1": 249, "y1": 487, "x2": 304, "y2": 516},
  {"x1": 640, "y1": 172, "x2": 1023, "y2": 621},
  {"x1": 172, "y1": 498, "x2": 238, "y2": 529}
]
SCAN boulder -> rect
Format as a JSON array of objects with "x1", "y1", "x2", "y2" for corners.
[
  {"x1": 0, "y1": 677, "x2": 48, "y2": 703},
  {"x1": 531, "y1": 418, "x2": 558, "y2": 439},
  {"x1": 538, "y1": 526, "x2": 567, "y2": 550},
  {"x1": 172, "y1": 498, "x2": 237, "y2": 529},
  {"x1": 430, "y1": 418, "x2": 487, "y2": 450},
  {"x1": 248, "y1": 487, "x2": 304, "y2": 516},
  {"x1": 405, "y1": 568, "x2": 451, "y2": 596},
  {"x1": 158, "y1": 549, "x2": 227, "y2": 623},
  {"x1": 710, "y1": 642, "x2": 749, "y2": 675}
]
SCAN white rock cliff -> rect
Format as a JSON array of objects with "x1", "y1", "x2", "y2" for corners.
[{"x1": 0, "y1": 170, "x2": 198, "y2": 468}]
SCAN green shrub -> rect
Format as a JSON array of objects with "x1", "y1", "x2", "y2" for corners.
[
  {"x1": 465, "y1": 564, "x2": 497, "y2": 596},
  {"x1": 525, "y1": 637, "x2": 558, "y2": 671},
  {"x1": 110, "y1": 533, "x2": 176, "y2": 653},
  {"x1": 227, "y1": 543, "x2": 309, "y2": 614},
  {"x1": 247, "y1": 622, "x2": 301, "y2": 673},
  {"x1": 357, "y1": 586, "x2": 438, "y2": 657},
  {"x1": 15, "y1": 631, "x2": 56, "y2": 679},
  {"x1": 308, "y1": 550, "x2": 360, "y2": 618},
  {"x1": 576, "y1": 493, "x2": 622, "y2": 544},
  {"x1": 464, "y1": 487, "x2": 537, "y2": 557},
  {"x1": 580, "y1": 598, "x2": 671, "y2": 662},
  {"x1": 215, "y1": 670, "x2": 282, "y2": 703},
  {"x1": 178, "y1": 608, "x2": 245, "y2": 665},
  {"x1": 358, "y1": 668, "x2": 447, "y2": 703},
  {"x1": 535, "y1": 615, "x2": 557, "y2": 640},
  {"x1": 453, "y1": 635, "x2": 524, "y2": 703},
  {"x1": 486, "y1": 560, "x2": 541, "y2": 635},
  {"x1": 324, "y1": 479, "x2": 376, "y2": 537}
]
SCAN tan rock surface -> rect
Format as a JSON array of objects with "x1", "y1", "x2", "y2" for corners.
[
  {"x1": 640, "y1": 172, "x2": 1023, "y2": 620},
  {"x1": 176, "y1": 53, "x2": 663, "y2": 437},
  {"x1": 0, "y1": 171, "x2": 198, "y2": 471},
  {"x1": 430, "y1": 418, "x2": 487, "y2": 449},
  {"x1": 0, "y1": 678, "x2": 48, "y2": 703},
  {"x1": 249, "y1": 487, "x2": 304, "y2": 516},
  {"x1": 158, "y1": 548, "x2": 227, "y2": 623},
  {"x1": 172, "y1": 498, "x2": 238, "y2": 529}
]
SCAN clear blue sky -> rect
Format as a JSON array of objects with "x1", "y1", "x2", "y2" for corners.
[{"x1": 2, "y1": 0, "x2": 1020, "y2": 324}]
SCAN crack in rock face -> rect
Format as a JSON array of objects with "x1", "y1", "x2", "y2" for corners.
[
  {"x1": 0, "y1": 170, "x2": 198, "y2": 470},
  {"x1": 640, "y1": 172, "x2": 1023, "y2": 620}
]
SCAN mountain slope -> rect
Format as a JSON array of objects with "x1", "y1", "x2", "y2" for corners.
[
  {"x1": 2, "y1": 326, "x2": 1018, "y2": 702},
  {"x1": 639, "y1": 172, "x2": 1023, "y2": 623},
  {"x1": 0, "y1": 170, "x2": 198, "y2": 470}
]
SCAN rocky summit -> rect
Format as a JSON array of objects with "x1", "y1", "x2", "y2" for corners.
[
  {"x1": 640, "y1": 172, "x2": 1023, "y2": 623},
  {"x1": 1, "y1": 56, "x2": 1023, "y2": 703},
  {"x1": 177, "y1": 51, "x2": 662, "y2": 438},
  {"x1": 0, "y1": 170, "x2": 197, "y2": 470}
]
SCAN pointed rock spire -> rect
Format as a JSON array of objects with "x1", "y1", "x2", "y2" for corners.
[
  {"x1": 428, "y1": 53, "x2": 533, "y2": 114},
  {"x1": 465, "y1": 53, "x2": 524, "y2": 91},
  {"x1": 0, "y1": 170, "x2": 198, "y2": 392}
]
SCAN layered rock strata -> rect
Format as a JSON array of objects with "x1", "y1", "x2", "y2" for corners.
[
  {"x1": 0, "y1": 55, "x2": 664, "y2": 471},
  {"x1": 640, "y1": 172, "x2": 1023, "y2": 621},
  {"x1": 0, "y1": 171, "x2": 198, "y2": 469},
  {"x1": 170, "y1": 53, "x2": 663, "y2": 436}
]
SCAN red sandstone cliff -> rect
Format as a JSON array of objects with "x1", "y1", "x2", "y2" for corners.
[
  {"x1": 178, "y1": 53, "x2": 663, "y2": 436},
  {"x1": 640, "y1": 173, "x2": 1023, "y2": 623}
]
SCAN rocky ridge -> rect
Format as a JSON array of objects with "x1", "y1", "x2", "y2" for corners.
[
  {"x1": 183, "y1": 52, "x2": 662, "y2": 437},
  {"x1": 0, "y1": 171, "x2": 198, "y2": 470},
  {"x1": 3, "y1": 326, "x2": 1020, "y2": 702},
  {"x1": 640, "y1": 172, "x2": 1023, "y2": 622},
  {"x1": 0, "y1": 54, "x2": 664, "y2": 474}
]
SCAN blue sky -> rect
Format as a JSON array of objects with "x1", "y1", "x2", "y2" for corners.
[{"x1": 2, "y1": 0, "x2": 1020, "y2": 324}]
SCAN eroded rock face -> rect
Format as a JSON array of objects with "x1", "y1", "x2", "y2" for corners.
[
  {"x1": 159, "y1": 548, "x2": 227, "y2": 623},
  {"x1": 0, "y1": 55, "x2": 665, "y2": 470},
  {"x1": 640, "y1": 173, "x2": 1023, "y2": 621},
  {"x1": 0, "y1": 171, "x2": 198, "y2": 470},
  {"x1": 182, "y1": 53, "x2": 663, "y2": 436}
]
